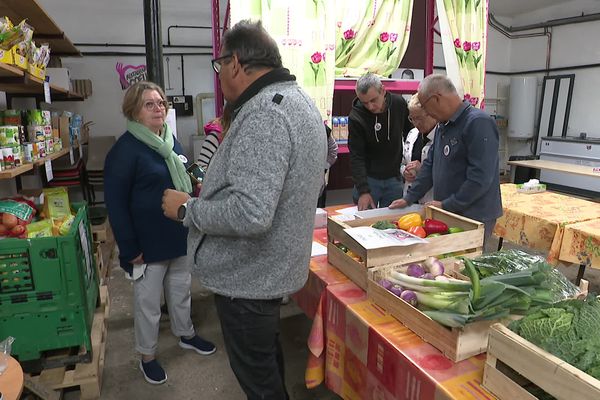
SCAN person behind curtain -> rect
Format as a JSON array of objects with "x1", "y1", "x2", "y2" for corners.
[
  {"x1": 161, "y1": 20, "x2": 326, "y2": 399},
  {"x1": 348, "y1": 72, "x2": 412, "y2": 210},
  {"x1": 390, "y1": 74, "x2": 502, "y2": 249},
  {"x1": 104, "y1": 81, "x2": 216, "y2": 385},
  {"x1": 401, "y1": 95, "x2": 437, "y2": 203}
]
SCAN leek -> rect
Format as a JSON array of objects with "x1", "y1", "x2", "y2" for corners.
[{"x1": 389, "y1": 271, "x2": 471, "y2": 292}]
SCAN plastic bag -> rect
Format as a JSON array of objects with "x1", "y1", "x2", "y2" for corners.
[
  {"x1": 462, "y1": 249, "x2": 580, "y2": 301},
  {"x1": 0, "y1": 336, "x2": 14, "y2": 375}
]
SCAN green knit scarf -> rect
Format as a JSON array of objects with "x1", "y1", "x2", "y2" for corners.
[{"x1": 127, "y1": 120, "x2": 192, "y2": 193}]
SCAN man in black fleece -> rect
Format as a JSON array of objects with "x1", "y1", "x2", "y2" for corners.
[{"x1": 349, "y1": 73, "x2": 412, "y2": 210}]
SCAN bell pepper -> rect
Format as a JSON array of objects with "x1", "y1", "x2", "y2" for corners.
[
  {"x1": 397, "y1": 213, "x2": 423, "y2": 231},
  {"x1": 423, "y1": 218, "x2": 449, "y2": 235},
  {"x1": 408, "y1": 225, "x2": 427, "y2": 238}
]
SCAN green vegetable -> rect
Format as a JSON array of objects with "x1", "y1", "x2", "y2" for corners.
[
  {"x1": 372, "y1": 220, "x2": 397, "y2": 230},
  {"x1": 509, "y1": 295, "x2": 600, "y2": 380},
  {"x1": 389, "y1": 271, "x2": 472, "y2": 292},
  {"x1": 447, "y1": 227, "x2": 464, "y2": 234}
]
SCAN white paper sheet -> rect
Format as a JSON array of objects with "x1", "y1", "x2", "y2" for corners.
[
  {"x1": 336, "y1": 205, "x2": 358, "y2": 215},
  {"x1": 343, "y1": 226, "x2": 428, "y2": 249},
  {"x1": 311, "y1": 241, "x2": 328, "y2": 257}
]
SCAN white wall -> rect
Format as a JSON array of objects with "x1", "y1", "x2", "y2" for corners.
[{"x1": 31, "y1": 0, "x2": 227, "y2": 158}]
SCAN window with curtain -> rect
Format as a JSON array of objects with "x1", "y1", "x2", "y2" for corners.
[{"x1": 437, "y1": 0, "x2": 488, "y2": 108}]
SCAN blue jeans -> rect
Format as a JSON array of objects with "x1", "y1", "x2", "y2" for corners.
[
  {"x1": 353, "y1": 176, "x2": 404, "y2": 208},
  {"x1": 214, "y1": 295, "x2": 289, "y2": 400}
]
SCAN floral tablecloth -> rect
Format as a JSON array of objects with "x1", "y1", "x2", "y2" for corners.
[
  {"x1": 309, "y1": 281, "x2": 493, "y2": 399},
  {"x1": 494, "y1": 184, "x2": 600, "y2": 263},
  {"x1": 559, "y1": 218, "x2": 600, "y2": 269}
]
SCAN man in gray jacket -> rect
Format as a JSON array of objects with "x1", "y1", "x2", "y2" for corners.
[{"x1": 162, "y1": 20, "x2": 326, "y2": 399}]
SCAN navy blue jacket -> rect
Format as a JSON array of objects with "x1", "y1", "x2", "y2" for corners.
[
  {"x1": 404, "y1": 102, "x2": 503, "y2": 223},
  {"x1": 104, "y1": 131, "x2": 189, "y2": 274}
]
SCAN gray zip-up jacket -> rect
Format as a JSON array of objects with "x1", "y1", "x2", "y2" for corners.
[{"x1": 183, "y1": 79, "x2": 327, "y2": 299}]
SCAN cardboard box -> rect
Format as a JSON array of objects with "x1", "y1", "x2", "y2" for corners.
[
  {"x1": 59, "y1": 115, "x2": 71, "y2": 146},
  {"x1": 11, "y1": 46, "x2": 28, "y2": 70},
  {"x1": 0, "y1": 48, "x2": 13, "y2": 64},
  {"x1": 28, "y1": 64, "x2": 45, "y2": 80},
  {"x1": 314, "y1": 208, "x2": 327, "y2": 229},
  {"x1": 46, "y1": 67, "x2": 71, "y2": 91}
]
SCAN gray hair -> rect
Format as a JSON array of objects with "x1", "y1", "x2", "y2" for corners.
[
  {"x1": 407, "y1": 94, "x2": 422, "y2": 112},
  {"x1": 222, "y1": 20, "x2": 282, "y2": 73},
  {"x1": 419, "y1": 74, "x2": 457, "y2": 98},
  {"x1": 356, "y1": 72, "x2": 383, "y2": 95}
]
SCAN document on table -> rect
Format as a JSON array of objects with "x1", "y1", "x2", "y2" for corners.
[
  {"x1": 343, "y1": 226, "x2": 428, "y2": 249},
  {"x1": 311, "y1": 241, "x2": 328, "y2": 257}
]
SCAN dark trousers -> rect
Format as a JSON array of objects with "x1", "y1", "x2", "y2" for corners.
[{"x1": 214, "y1": 294, "x2": 289, "y2": 400}]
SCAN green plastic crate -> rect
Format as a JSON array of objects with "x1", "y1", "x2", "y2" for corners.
[{"x1": 0, "y1": 202, "x2": 99, "y2": 361}]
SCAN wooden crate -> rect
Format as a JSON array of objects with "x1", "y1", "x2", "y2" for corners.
[
  {"x1": 327, "y1": 206, "x2": 484, "y2": 290},
  {"x1": 92, "y1": 220, "x2": 112, "y2": 243},
  {"x1": 367, "y1": 259, "x2": 496, "y2": 362},
  {"x1": 483, "y1": 323, "x2": 600, "y2": 400},
  {"x1": 24, "y1": 285, "x2": 110, "y2": 400}
]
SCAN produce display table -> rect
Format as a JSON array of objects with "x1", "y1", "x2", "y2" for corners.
[
  {"x1": 494, "y1": 184, "x2": 600, "y2": 263},
  {"x1": 0, "y1": 356, "x2": 24, "y2": 400},
  {"x1": 294, "y1": 207, "x2": 493, "y2": 398},
  {"x1": 559, "y1": 218, "x2": 600, "y2": 271},
  {"x1": 301, "y1": 279, "x2": 493, "y2": 399}
]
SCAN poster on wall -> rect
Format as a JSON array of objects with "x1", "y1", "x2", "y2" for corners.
[{"x1": 116, "y1": 62, "x2": 147, "y2": 90}]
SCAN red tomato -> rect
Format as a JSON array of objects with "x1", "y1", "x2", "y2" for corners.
[{"x1": 408, "y1": 226, "x2": 427, "y2": 238}]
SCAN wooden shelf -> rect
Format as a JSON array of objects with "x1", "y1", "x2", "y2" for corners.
[
  {"x1": 0, "y1": 162, "x2": 33, "y2": 179},
  {"x1": 334, "y1": 78, "x2": 419, "y2": 93},
  {"x1": 0, "y1": 62, "x2": 83, "y2": 100},
  {"x1": 0, "y1": 147, "x2": 70, "y2": 180},
  {"x1": 33, "y1": 147, "x2": 70, "y2": 166},
  {"x1": 0, "y1": 0, "x2": 80, "y2": 56}
]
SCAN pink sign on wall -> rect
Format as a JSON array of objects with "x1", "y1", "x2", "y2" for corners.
[{"x1": 116, "y1": 62, "x2": 147, "y2": 90}]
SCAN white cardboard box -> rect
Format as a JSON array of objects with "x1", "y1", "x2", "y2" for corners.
[
  {"x1": 46, "y1": 68, "x2": 71, "y2": 91},
  {"x1": 314, "y1": 208, "x2": 327, "y2": 229}
]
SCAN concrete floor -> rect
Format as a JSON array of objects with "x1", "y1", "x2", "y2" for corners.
[
  {"x1": 86, "y1": 268, "x2": 341, "y2": 400},
  {"x1": 76, "y1": 188, "x2": 600, "y2": 400}
]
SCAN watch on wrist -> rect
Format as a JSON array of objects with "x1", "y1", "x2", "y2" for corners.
[{"x1": 177, "y1": 202, "x2": 188, "y2": 221}]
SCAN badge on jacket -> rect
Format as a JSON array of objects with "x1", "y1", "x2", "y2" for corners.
[
  {"x1": 443, "y1": 144, "x2": 450, "y2": 156},
  {"x1": 178, "y1": 154, "x2": 188, "y2": 163}
]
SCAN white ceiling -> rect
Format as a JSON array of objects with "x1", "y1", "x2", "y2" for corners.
[{"x1": 489, "y1": 0, "x2": 566, "y2": 17}]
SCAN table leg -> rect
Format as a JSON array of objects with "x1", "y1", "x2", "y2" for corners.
[
  {"x1": 576, "y1": 264, "x2": 586, "y2": 286},
  {"x1": 497, "y1": 237, "x2": 504, "y2": 251}
]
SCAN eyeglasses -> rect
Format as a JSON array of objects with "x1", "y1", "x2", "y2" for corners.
[
  {"x1": 143, "y1": 100, "x2": 168, "y2": 111},
  {"x1": 211, "y1": 54, "x2": 233, "y2": 73},
  {"x1": 408, "y1": 114, "x2": 427, "y2": 124}
]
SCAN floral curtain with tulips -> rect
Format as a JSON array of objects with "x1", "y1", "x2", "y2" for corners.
[
  {"x1": 335, "y1": 0, "x2": 413, "y2": 77},
  {"x1": 436, "y1": 0, "x2": 488, "y2": 108},
  {"x1": 230, "y1": 0, "x2": 336, "y2": 124}
]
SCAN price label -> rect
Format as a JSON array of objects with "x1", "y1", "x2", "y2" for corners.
[
  {"x1": 44, "y1": 76, "x2": 51, "y2": 104},
  {"x1": 69, "y1": 147, "x2": 75, "y2": 165},
  {"x1": 45, "y1": 159, "x2": 53, "y2": 181}
]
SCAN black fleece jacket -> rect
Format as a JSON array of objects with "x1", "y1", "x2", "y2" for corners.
[{"x1": 348, "y1": 92, "x2": 412, "y2": 194}]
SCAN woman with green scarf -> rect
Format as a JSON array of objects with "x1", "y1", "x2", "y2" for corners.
[{"x1": 104, "y1": 81, "x2": 215, "y2": 385}]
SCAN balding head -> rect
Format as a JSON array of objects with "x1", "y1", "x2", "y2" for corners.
[
  {"x1": 419, "y1": 74, "x2": 458, "y2": 98},
  {"x1": 417, "y1": 74, "x2": 463, "y2": 122}
]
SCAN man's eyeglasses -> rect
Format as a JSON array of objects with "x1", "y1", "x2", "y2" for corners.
[
  {"x1": 408, "y1": 115, "x2": 427, "y2": 124},
  {"x1": 143, "y1": 100, "x2": 168, "y2": 111},
  {"x1": 211, "y1": 54, "x2": 233, "y2": 73}
]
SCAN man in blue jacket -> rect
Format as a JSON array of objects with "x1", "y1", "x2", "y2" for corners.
[{"x1": 390, "y1": 74, "x2": 502, "y2": 248}]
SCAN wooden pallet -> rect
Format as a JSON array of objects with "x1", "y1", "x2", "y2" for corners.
[
  {"x1": 91, "y1": 220, "x2": 112, "y2": 243},
  {"x1": 24, "y1": 285, "x2": 110, "y2": 400},
  {"x1": 483, "y1": 319, "x2": 599, "y2": 400}
]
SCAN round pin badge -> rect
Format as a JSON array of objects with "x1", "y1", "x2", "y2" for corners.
[
  {"x1": 443, "y1": 145, "x2": 450, "y2": 156},
  {"x1": 374, "y1": 122, "x2": 382, "y2": 132},
  {"x1": 178, "y1": 154, "x2": 188, "y2": 163}
]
